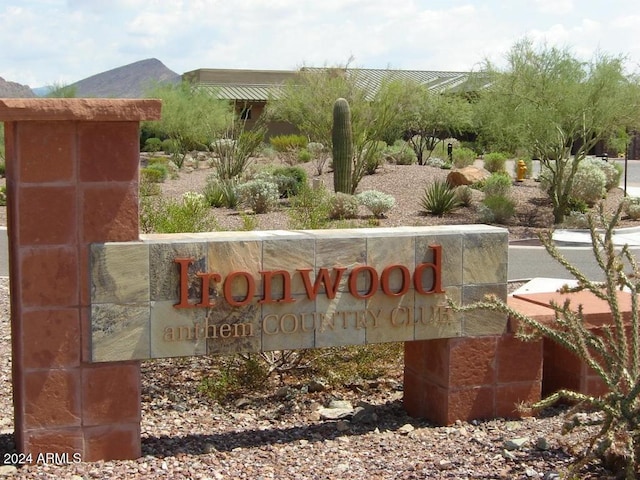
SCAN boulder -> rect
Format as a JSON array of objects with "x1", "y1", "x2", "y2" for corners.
[{"x1": 446, "y1": 166, "x2": 491, "y2": 187}]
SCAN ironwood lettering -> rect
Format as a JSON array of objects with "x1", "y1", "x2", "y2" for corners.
[{"x1": 173, "y1": 245, "x2": 443, "y2": 309}]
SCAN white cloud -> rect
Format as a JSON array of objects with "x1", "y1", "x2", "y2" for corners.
[{"x1": 1, "y1": 0, "x2": 640, "y2": 87}]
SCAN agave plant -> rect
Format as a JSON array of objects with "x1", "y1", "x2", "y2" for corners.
[{"x1": 420, "y1": 179, "x2": 460, "y2": 216}]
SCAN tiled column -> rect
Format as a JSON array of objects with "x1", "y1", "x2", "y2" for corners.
[{"x1": 0, "y1": 99, "x2": 161, "y2": 461}]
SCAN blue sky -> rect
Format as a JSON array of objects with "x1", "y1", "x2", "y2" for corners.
[{"x1": 2, "y1": 0, "x2": 640, "y2": 88}]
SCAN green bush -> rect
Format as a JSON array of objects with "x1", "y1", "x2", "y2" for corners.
[
  {"x1": 140, "y1": 178, "x2": 161, "y2": 197},
  {"x1": 288, "y1": 184, "x2": 330, "y2": 229},
  {"x1": 269, "y1": 134, "x2": 308, "y2": 152},
  {"x1": 203, "y1": 175, "x2": 239, "y2": 208},
  {"x1": 140, "y1": 192, "x2": 219, "y2": 233},
  {"x1": 362, "y1": 141, "x2": 387, "y2": 175},
  {"x1": 297, "y1": 149, "x2": 312, "y2": 163},
  {"x1": 384, "y1": 141, "x2": 416, "y2": 165},
  {"x1": 479, "y1": 195, "x2": 516, "y2": 224},
  {"x1": 267, "y1": 166, "x2": 308, "y2": 198},
  {"x1": 0, "y1": 160, "x2": 6, "y2": 177},
  {"x1": 236, "y1": 178, "x2": 279, "y2": 214},
  {"x1": 624, "y1": 197, "x2": 640, "y2": 220},
  {"x1": 571, "y1": 161, "x2": 607, "y2": 206},
  {"x1": 141, "y1": 163, "x2": 168, "y2": 183},
  {"x1": 451, "y1": 147, "x2": 477, "y2": 168},
  {"x1": 161, "y1": 138, "x2": 180, "y2": 155},
  {"x1": 483, "y1": 172, "x2": 512, "y2": 197},
  {"x1": 583, "y1": 157, "x2": 622, "y2": 191},
  {"x1": 143, "y1": 137, "x2": 163, "y2": 153},
  {"x1": 455, "y1": 185, "x2": 474, "y2": 207},
  {"x1": 420, "y1": 180, "x2": 459, "y2": 216},
  {"x1": 328, "y1": 192, "x2": 359, "y2": 220},
  {"x1": 483, "y1": 152, "x2": 508, "y2": 173},
  {"x1": 0, "y1": 186, "x2": 6, "y2": 206},
  {"x1": 356, "y1": 190, "x2": 395, "y2": 218}
]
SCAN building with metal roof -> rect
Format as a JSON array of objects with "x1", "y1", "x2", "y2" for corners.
[{"x1": 182, "y1": 67, "x2": 487, "y2": 137}]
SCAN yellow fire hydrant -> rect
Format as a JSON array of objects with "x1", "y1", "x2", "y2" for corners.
[{"x1": 516, "y1": 159, "x2": 527, "y2": 182}]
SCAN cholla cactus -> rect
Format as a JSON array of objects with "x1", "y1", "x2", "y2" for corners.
[
  {"x1": 452, "y1": 202, "x2": 640, "y2": 478},
  {"x1": 356, "y1": 190, "x2": 395, "y2": 218}
]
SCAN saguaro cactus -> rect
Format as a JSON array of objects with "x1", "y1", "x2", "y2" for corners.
[{"x1": 332, "y1": 97, "x2": 353, "y2": 194}]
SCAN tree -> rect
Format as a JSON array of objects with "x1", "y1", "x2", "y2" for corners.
[
  {"x1": 405, "y1": 87, "x2": 474, "y2": 165},
  {"x1": 266, "y1": 65, "x2": 416, "y2": 193},
  {"x1": 476, "y1": 39, "x2": 640, "y2": 223},
  {"x1": 144, "y1": 81, "x2": 233, "y2": 167},
  {"x1": 45, "y1": 82, "x2": 77, "y2": 98}
]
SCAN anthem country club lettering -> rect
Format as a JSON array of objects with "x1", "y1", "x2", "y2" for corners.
[{"x1": 162, "y1": 245, "x2": 446, "y2": 343}]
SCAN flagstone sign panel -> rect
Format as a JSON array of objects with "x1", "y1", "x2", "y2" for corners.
[{"x1": 90, "y1": 225, "x2": 509, "y2": 363}]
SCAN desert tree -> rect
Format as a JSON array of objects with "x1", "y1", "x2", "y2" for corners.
[
  {"x1": 476, "y1": 39, "x2": 640, "y2": 223},
  {"x1": 405, "y1": 86, "x2": 475, "y2": 165},
  {"x1": 266, "y1": 64, "x2": 417, "y2": 193},
  {"x1": 45, "y1": 81, "x2": 77, "y2": 98},
  {"x1": 144, "y1": 81, "x2": 233, "y2": 167}
]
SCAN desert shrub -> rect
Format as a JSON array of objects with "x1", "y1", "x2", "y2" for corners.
[
  {"x1": 512, "y1": 157, "x2": 533, "y2": 179},
  {"x1": 203, "y1": 175, "x2": 239, "y2": 208},
  {"x1": 269, "y1": 134, "x2": 308, "y2": 152},
  {"x1": 143, "y1": 137, "x2": 163, "y2": 153},
  {"x1": 307, "y1": 142, "x2": 329, "y2": 175},
  {"x1": 210, "y1": 128, "x2": 264, "y2": 180},
  {"x1": 451, "y1": 147, "x2": 477, "y2": 168},
  {"x1": 583, "y1": 157, "x2": 622, "y2": 191},
  {"x1": 267, "y1": 166, "x2": 308, "y2": 198},
  {"x1": 454, "y1": 203, "x2": 640, "y2": 478},
  {"x1": 139, "y1": 178, "x2": 161, "y2": 197},
  {"x1": 239, "y1": 212, "x2": 259, "y2": 231},
  {"x1": 161, "y1": 138, "x2": 180, "y2": 155},
  {"x1": 384, "y1": 141, "x2": 416, "y2": 165},
  {"x1": 141, "y1": 163, "x2": 168, "y2": 183},
  {"x1": 0, "y1": 186, "x2": 6, "y2": 206},
  {"x1": 356, "y1": 190, "x2": 395, "y2": 218},
  {"x1": 362, "y1": 141, "x2": 387, "y2": 175},
  {"x1": 199, "y1": 355, "x2": 269, "y2": 402},
  {"x1": 0, "y1": 160, "x2": 6, "y2": 177},
  {"x1": 297, "y1": 149, "x2": 311, "y2": 163},
  {"x1": 540, "y1": 158, "x2": 611, "y2": 207},
  {"x1": 236, "y1": 178, "x2": 279, "y2": 214},
  {"x1": 567, "y1": 197, "x2": 588, "y2": 214},
  {"x1": 420, "y1": 180, "x2": 459, "y2": 216},
  {"x1": 624, "y1": 197, "x2": 640, "y2": 220},
  {"x1": 571, "y1": 161, "x2": 607, "y2": 206},
  {"x1": 455, "y1": 185, "x2": 474, "y2": 207},
  {"x1": 479, "y1": 195, "x2": 516, "y2": 224},
  {"x1": 328, "y1": 192, "x2": 359, "y2": 220},
  {"x1": 483, "y1": 152, "x2": 508, "y2": 173},
  {"x1": 483, "y1": 172, "x2": 512, "y2": 198},
  {"x1": 562, "y1": 210, "x2": 589, "y2": 228},
  {"x1": 140, "y1": 192, "x2": 218, "y2": 233},
  {"x1": 426, "y1": 157, "x2": 451, "y2": 169},
  {"x1": 288, "y1": 184, "x2": 330, "y2": 229}
]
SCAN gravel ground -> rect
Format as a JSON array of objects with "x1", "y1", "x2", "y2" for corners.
[{"x1": 0, "y1": 157, "x2": 630, "y2": 479}]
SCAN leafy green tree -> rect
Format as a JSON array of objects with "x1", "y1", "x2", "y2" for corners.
[
  {"x1": 405, "y1": 87, "x2": 474, "y2": 165},
  {"x1": 476, "y1": 39, "x2": 640, "y2": 223},
  {"x1": 45, "y1": 82, "x2": 77, "y2": 98},
  {"x1": 144, "y1": 81, "x2": 233, "y2": 167},
  {"x1": 266, "y1": 65, "x2": 417, "y2": 193}
]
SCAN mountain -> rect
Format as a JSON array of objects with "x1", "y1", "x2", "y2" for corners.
[
  {"x1": 70, "y1": 58, "x2": 181, "y2": 98},
  {"x1": 0, "y1": 77, "x2": 36, "y2": 97}
]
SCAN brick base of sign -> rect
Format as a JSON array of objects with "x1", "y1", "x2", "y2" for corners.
[{"x1": 403, "y1": 335, "x2": 542, "y2": 424}]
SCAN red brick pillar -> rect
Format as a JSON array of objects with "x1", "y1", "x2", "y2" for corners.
[{"x1": 0, "y1": 99, "x2": 161, "y2": 461}]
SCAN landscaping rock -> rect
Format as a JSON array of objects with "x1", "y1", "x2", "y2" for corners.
[{"x1": 446, "y1": 166, "x2": 491, "y2": 186}]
